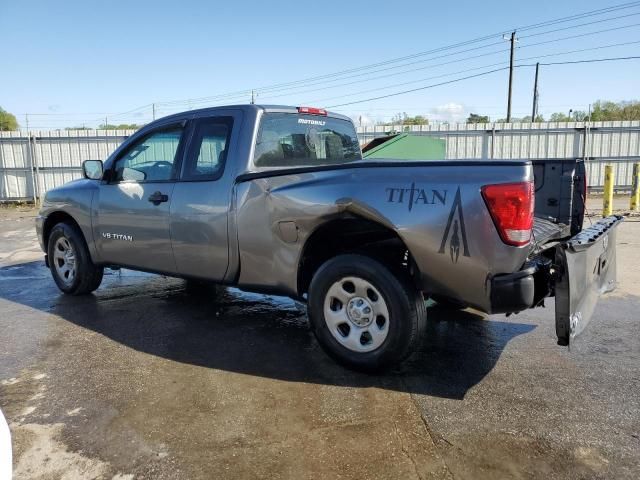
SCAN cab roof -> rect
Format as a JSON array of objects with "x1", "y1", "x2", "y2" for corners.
[{"x1": 153, "y1": 104, "x2": 352, "y2": 124}]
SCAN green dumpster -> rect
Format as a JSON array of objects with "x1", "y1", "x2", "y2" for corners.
[{"x1": 362, "y1": 133, "x2": 446, "y2": 160}]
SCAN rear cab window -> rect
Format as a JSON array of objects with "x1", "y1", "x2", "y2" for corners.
[{"x1": 253, "y1": 113, "x2": 362, "y2": 168}]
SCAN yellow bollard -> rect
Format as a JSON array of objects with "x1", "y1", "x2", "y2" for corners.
[
  {"x1": 603, "y1": 165, "x2": 614, "y2": 217},
  {"x1": 631, "y1": 162, "x2": 640, "y2": 212}
]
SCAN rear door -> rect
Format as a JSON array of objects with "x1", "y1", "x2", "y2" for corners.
[
  {"x1": 169, "y1": 113, "x2": 240, "y2": 280},
  {"x1": 96, "y1": 124, "x2": 186, "y2": 273}
]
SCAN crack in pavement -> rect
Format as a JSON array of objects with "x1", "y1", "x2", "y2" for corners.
[
  {"x1": 393, "y1": 419, "x2": 423, "y2": 480},
  {"x1": 404, "y1": 385, "x2": 455, "y2": 480}
]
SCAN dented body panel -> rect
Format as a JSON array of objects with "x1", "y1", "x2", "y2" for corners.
[{"x1": 234, "y1": 161, "x2": 533, "y2": 312}]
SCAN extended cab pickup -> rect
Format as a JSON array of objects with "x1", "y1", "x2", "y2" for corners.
[{"x1": 36, "y1": 105, "x2": 623, "y2": 370}]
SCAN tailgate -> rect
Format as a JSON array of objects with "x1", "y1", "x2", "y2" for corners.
[{"x1": 554, "y1": 215, "x2": 624, "y2": 345}]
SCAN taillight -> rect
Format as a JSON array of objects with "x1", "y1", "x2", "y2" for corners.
[
  {"x1": 481, "y1": 181, "x2": 534, "y2": 246},
  {"x1": 297, "y1": 106, "x2": 327, "y2": 116}
]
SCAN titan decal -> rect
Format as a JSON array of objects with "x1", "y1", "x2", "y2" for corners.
[
  {"x1": 385, "y1": 183, "x2": 447, "y2": 212},
  {"x1": 438, "y1": 187, "x2": 470, "y2": 263}
]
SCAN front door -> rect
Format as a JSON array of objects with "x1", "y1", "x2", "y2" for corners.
[{"x1": 96, "y1": 125, "x2": 185, "y2": 273}]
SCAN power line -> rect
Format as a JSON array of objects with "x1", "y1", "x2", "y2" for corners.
[
  {"x1": 159, "y1": 21, "x2": 640, "y2": 111},
  {"x1": 326, "y1": 56, "x2": 640, "y2": 109},
  {"x1": 86, "y1": 2, "x2": 640, "y2": 115},
  {"x1": 327, "y1": 68, "x2": 510, "y2": 109},
  {"x1": 278, "y1": 22, "x2": 640, "y2": 99},
  {"x1": 23, "y1": 33, "x2": 640, "y2": 119},
  {"x1": 16, "y1": 2, "x2": 640, "y2": 123},
  {"x1": 519, "y1": 10, "x2": 640, "y2": 39},
  {"x1": 19, "y1": 47, "x2": 640, "y2": 126},
  {"x1": 157, "y1": 42, "x2": 510, "y2": 106},
  {"x1": 525, "y1": 55, "x2": 640, "y2": 66},
  {"x1": 512, "y1": 1, "x2": 640, "y2": 33},
  {"x1": 260, "y1": 40, "x2": 640, "y2": 105},
  {"x1": 151, "y1": 2, "x2": 640, "y2": 108},
  {"x1": 158, "y1": 45, "x2": 511, "y2": 109},
  {"x1": 261, "y1": 38, "x2": 640, "y2": 105},
  {"x1": 521, "y1": 21, "x2": 640, "y2": 49}
]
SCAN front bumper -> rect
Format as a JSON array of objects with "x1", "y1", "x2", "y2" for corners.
[{"x1": 35, "y1": 214, "x2": 45, "y2": 251}]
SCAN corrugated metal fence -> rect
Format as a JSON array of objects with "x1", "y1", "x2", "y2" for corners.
[
  {"x1": 1, "y1": 121, "x2": 639, "y2": 201},
  {"x1": 1, "y1": 130, "x2": 131, "y2": 201},
  {"x1": 358, "y1": 120, "x2": 640, "y2": 191}
]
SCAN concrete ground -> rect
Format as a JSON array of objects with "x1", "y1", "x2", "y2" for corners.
[{"x1": 0, "y1": 202, "x2": 638, "y2": 480}]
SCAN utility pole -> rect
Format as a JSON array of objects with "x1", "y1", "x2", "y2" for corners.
[
  {"x1": 152, "y1": 103, "x2": 156, "y2": 120},
  {"x1": 251, "y1": 90, "x2": 255, "y2": 104},
  {"x1": 531, "y1": 62, "x2": 539, "y2": 121},
  {"x1": 506, "y1": 31, "x2": 517, "y2": 123},
  {"x1": 25, "y1": 114, "x2": 29, "y2": 133},
  {"x1": 104, "y1": 116, "x2": 108, "y2": 129}
]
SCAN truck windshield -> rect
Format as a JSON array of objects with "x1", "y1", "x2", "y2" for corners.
[{"x1": 254, "y1": 113, "x2": 362, "y2": 168}]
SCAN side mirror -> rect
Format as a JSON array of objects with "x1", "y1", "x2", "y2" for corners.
[{"x1": 82, "y1": 160, "x2": 103, "y2": 180}]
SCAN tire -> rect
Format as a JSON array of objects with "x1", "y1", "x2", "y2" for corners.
[
  {"x1": 308, "y1": 254, "x2": 426, "y2": 372},
  {"x1": 47, "y1": 222, "x2": 103, "y2": 295}
]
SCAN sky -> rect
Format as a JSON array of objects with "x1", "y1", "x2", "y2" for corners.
[{"x1": 1, "y1": 0, "x2": 639, "y2": 129}]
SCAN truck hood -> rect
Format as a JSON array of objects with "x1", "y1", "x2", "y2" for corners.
[{"x1": 42, "y1": 178, "x2": 99, "y2": 206}]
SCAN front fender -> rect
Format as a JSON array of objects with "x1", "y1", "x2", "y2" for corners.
[{"x1": 37, "y1": 180, "x2": 99, "y2": 263}]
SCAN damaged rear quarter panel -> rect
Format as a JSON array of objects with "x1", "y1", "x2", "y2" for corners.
[{"x1": 235, "y1": 163, "x2": 533, "y2": 311}]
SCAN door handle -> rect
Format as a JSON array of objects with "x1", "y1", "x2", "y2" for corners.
[{"x1": 148, "y1": 191, "x2": 169, "y2": 205}]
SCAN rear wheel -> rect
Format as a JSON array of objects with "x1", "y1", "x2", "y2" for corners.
[
  {"x1": 48, "y1": 222, "x2": 103, "y2": 295},
  {"x1": 308, "y1": 254, "x2": 426, "y2": 371}
]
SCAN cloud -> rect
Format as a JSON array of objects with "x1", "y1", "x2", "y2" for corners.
[
  {"x1": 429, "y1": 102, "x2": 467, "y2": 122},
  {"x1": 47, "y1": 104, "x2": 61, "y2": 112},
  {"x1": 347, "y1": 113, "x2": 376, "y2": 126}
]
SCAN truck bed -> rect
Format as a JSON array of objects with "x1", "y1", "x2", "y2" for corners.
[{"x1": 533, "y1": 217, "x2": 570, "y2": 246}]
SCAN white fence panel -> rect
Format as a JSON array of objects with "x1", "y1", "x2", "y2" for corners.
[{"x1": 1, "y1": 122, "x2": 639, "y2": 201}]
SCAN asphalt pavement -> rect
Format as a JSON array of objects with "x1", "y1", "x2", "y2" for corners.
[{"x1": 0, "y1": 203, "x2": 638, "y2": 479}]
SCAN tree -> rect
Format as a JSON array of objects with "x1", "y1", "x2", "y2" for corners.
[
  {"x1": 496, "y1": 114, "x2": 545, "y2": 123},
  {"x1": 518, "y1": 115, "x2": 545, "y2": 123},
  {"x1": 466, "y1": 113, "x2": 489, "y2": 124},
  {"x1": 547, "y1": 101, "x2": 640, "y2": 122},
  {"x1": 379, "y1": 112, "x2": 429, "y2": 126},
  {"x1": 98, "y1": 123, "x2": 141, "y2": 130},
  {"x1": 0, "y1": 107, "x2": 18, "y2": 131},
  {"x1": 589, "y1": 100, "x2": 640, "y2": 121},
  {"x1": 549, "y1": 112, "x2": 570, "y2": 122},
  {"x1": 549, "y1": 111, "x2": 587, "y2": 122},
  {"x1": 402, "y1": 115, "x2": 429, "y2": 125}
]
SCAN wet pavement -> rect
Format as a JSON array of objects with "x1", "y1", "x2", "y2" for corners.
[{"x1": 0, "y1": 205, "x2": 639, "y2": 479}]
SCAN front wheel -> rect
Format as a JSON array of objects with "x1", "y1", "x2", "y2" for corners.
[
  {"x1": 48, "y1": 222, "x2": 103, "y2": 295},
  {"x1": 307, "y1": 254, "x2": 426, "y2": 371}
]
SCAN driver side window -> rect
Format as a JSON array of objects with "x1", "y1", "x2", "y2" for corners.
[{"x1": 114, "y1": 128, "x2": 183, "y2": 182}]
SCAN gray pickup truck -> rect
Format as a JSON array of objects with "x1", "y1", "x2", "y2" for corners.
[{"x1": 36, "y1": 104, "x2": 622, "y2": 370}]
